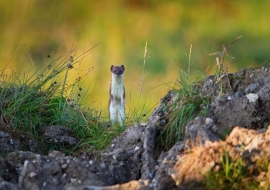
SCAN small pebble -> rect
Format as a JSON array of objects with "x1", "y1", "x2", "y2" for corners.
[
  {"x1": 61, "y1": 164, "x2": 68, "y2": 169},
  {"x1": 246, "y1": 93, "x2": 259, "y2": 102},
  {"x1": 70, "y1": 178, "x2": 76, "y2": 183},
  {"x1": 134, "y1": 146, "x2": 140, "y2": 151},
  {"x1": 29, "y1": 172, "x2": 37, "y2": 178}
]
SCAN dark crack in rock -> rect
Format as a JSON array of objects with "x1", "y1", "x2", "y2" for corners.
[{"x1": 0, "y1": 158, "x2": 19, "y2": 184}]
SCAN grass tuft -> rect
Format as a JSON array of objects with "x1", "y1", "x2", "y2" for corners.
[
  {"x1": 156, "y1": 44, "x2": 209, "y2": 150},
  {"x1": 0, "y1": 45, "x2": 125, "y2": 155},
  {"x1": 205, "y1": 151, "x2": 270, "y2": 190},
  {"x1": 156, "y1": 37, "x2": 242, "y2": 151},
  {"x1": 157, "y1": 69, "x2": 209, "y2": 150}
]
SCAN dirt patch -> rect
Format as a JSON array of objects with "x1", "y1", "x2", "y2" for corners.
[{"x1": 172, "y1": 126, "x2": 270, "y2": 189}]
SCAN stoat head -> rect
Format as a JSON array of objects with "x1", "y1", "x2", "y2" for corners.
[{"x1": 111, "y1": 65, "x2": 125, "y2": 76}]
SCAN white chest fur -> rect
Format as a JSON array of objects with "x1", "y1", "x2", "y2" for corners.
[{"x1": 111, "y1": 76, "x2": 124, "y2": 100}]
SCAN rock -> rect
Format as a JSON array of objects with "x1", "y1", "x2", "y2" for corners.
[
  {"x1": 149, "y1": 117, "x2": 218, "y2": 189},
  {"x1": 257, "y1": 83, "x2": 270, "y2": 101},
  {"x1": 8, "y1": 151, "x2": 105, "y2": 190},
  {"x1": 156, "y1": 175, "x2": 176, "y2": 190},
  {"x1": 149, "y1": 90, "x2": 179, "y2": 130},
  {"x1": 138, "y1": 91, "x2": 179, "y2": 181},
  {"x1": 151, "y1": 141, "x2": 184, "y2": 189},
  {"x1": 91, "y1": 124, "x2": 144, "y2": 185},
  {"x1": 0, "y1": 181, "x2": 23, "y2": 190},
  {"x1": 208, "y1": 93, "x2": 260, "y2": 134},
  {"x1": 184, "y1": 117, "x2": 219, "y2": 147},
  {"x1": 245, "y1": 83, "x2": 260, "y2": 93},
  {"x1": 246, "y1": 93, "x2": 259, "y2": 102},
  {"x1": 0, "y1": 130, "x2": 23, "y2": 154},
  {"x1": 43, "y1": 125, "x2": 78, "y2": 145},
  {"x1": 0, "y1": 158, "x2": 19, "y2": 184},
  {"x1": 201, "y1": 75, "x2": 215, "y2": 98},
  {"x1": 141, "y1": 123, "x2": 157, "y2": 180}
]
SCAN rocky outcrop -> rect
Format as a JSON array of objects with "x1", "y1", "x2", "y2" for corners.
[{"x1": 1, "y1": 67, "x2": 270, "y2": 189}]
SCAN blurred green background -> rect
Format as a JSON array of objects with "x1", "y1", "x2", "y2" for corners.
[{"x1": 1, "y1": 1, "x2": 270, "y2": 119}]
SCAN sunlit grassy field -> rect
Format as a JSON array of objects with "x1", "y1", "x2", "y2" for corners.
[{"x1": 1, "y1": 1, "x2": 270, "y2": 119}]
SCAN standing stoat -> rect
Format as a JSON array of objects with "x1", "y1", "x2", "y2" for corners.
[{"x1": 109, "y1": 65, "x2": 125, "y2": 126}]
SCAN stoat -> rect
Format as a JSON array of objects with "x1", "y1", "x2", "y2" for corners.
[{"x1": 109, "y1": 65, "x2": 125, "y2": 126}]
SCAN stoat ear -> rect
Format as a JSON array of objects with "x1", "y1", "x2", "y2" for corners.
[
  {"x1": 110, "y1": 65, "x2": 114, "y2": 71},
  {"x1": 121, "y1": 65, "x2": 125, "y2": 70}
]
